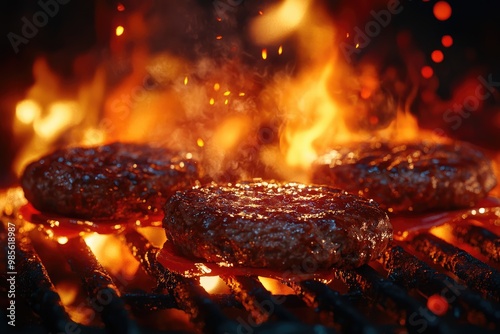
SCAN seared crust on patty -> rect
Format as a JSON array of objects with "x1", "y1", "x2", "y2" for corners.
[
  {"x1": 164, "y1": 181, "x2": 392, "y2": 270},
  {"x1": 21, "y1": 142, "x2": 199, "y2": 220},
  {"x1": 311, "y1": 141, "x2": 497, "y2": 213}
]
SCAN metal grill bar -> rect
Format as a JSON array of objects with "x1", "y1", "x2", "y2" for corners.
[
  {"x1": 0, "y1": 222, "x2": 103, "y2": 334},
  {"x1": 121, "y1": 291, "x2": 308, "y2": 313},
  {"x1": 120, "y1": 230, "x2": 174, "y2": 292},
  {"x1": 340, "y1": 264, "x2": 461, "y2": 333},
  {"x1": 59, "y1": 236, "x2": 139, "y2": 334},
  {"x1": 122, "y1": 292, "x2": 178, "y2": 311},
  {"x1": 383, "y1": 245, "x2": 500, "y2": 325},
  {"x1": 291, "y1": 279, "x2": 381, "y2": 333},
  {"x1": 411, "y1": 233, "x2": 500, "y2": 301},
  {"x1": 222, "y1": 275, "x2": 298, "y2": 323},
  {"x1": 451, "y1": 225, "x2": 500, "y2": 263},
  {"x1": 123, "y1": 229, "x2": 336, "y2": 333},
  {"x1": 122, "y1": 229, "x2": 239, "y2": 333},
  {"x1": 121, "y1": 292, "x2": 250, "y2": 311}
]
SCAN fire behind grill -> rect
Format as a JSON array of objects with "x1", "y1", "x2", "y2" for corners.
[{"x1": 1, "y1": 188, "x2": 500, "y2": 334}]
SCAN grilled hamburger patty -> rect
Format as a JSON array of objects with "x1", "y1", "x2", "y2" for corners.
[
  {"x1": 312, "y1": 141, "x2": 497, "y2": 213},
  {"x1": 164, "y1": 182, "x2": 392, "y2": 269},
  {"x1": 21, "y1": 142, "x2": 199, "y2": 220}
]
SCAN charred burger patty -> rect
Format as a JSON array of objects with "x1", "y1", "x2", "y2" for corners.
[
  {"x1": 164, "y1": 182, "x2": 392, "y2": 270},
  {"x1": 21, "y1": 142, "x2": 199, "y2": 220},
  {"x1": 312, "y1": 141, "x2": 497, "y2": 213}
]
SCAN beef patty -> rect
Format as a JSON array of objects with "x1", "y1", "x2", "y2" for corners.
[
  {"x1": 21, "y1": 142, "x2": 199, "y2": 220},
  {"x1": 164, "y1": 181, "x2": 392, "y2": 270},
  {"x1": 311, "y1": 141, "x2": 497, "y2": 213}
]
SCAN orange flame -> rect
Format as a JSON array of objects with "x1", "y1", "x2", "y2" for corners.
[
  {"x1": 12, "y1": 57, "x2": 106, "y2": 175},
  {"x1": 55, "y1": 281, "x2": 79, "y2": 306},
  {"x1": 12, "y1": 2, "x2": 448, "y2": 192},
  {"x1": 250, "y1": 0, "x2": 312, "y2": 44},
  {"x1": 84, "y1": 234, "x2": 139, "y2": 279},
  {"x1": 199, "y1": 276, "x2": 224, "y2": 293}
]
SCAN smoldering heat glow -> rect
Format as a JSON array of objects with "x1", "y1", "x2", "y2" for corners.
[
  {"x1": 250, "y1": 0, "x2": 312, "y2": 44},
  {"x1": 84, "y1": 233, "x2": 140, "y2": 279}
]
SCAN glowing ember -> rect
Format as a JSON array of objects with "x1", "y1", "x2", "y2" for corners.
[
  {"x1": 55, "y1": 281, "x2": 79, "y2": 306},
  {"x1": 433, "y1": 1, "x2": 452, "y2": 21},
  {"x1": 136, "y1": 227, "x2": 167, "y2": 248},
  {"x1": 261, "y1": 48, "x2": 267, "y2": 60},
  {"x1": 427, "y1": 294, "x2": 449, "y2": 316},
  {"x1": 421, "y1": 66, "x2": 434, "y2": 79},
  {"x1": 258, "y1": 277, "x2": 294, "y2": 295},
  {"x1": 115, "y1": 25, "x2": 124, "y2": 36},
  {"x1": 429, "y1": 224, "x2": 452, "y2": 242},
  {"x1": 278, "y1": 45, "x2": 283, "y2": 55},
  {"x1": 199, "y1": 276, "x2": 223, "y2": 293},
  {"x1": 441, "y1": 35, "x2": 453, "y2": 47},
  {"x1": 57, "y1": 236, "x2": 69, "y2": 245},
  {"x1": 431, "y1": 50, "x2": 444, "y2": 63},
  {"x1": 84, "y1": 234, "x2": 140, "y2": 278}
]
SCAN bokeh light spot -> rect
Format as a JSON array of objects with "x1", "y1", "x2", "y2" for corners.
[
  {"x1": 431, "y1": 50, "x2": 444, "y2": 63},
  {"x1": 421, "y1": 66, "x2": 434, "y2": 79},
  {"x1": 433, "y1": 1, "x2": 452, "y2": 21},
  {"x1": 441, "y1": 35, "x2": 453, "y2": 47}
]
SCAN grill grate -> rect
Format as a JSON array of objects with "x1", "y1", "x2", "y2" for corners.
[
  {"x1": 411, "y1": 233, "x2": 500, "y2": 302},
  {"x1": 451, "y1": 225, "x2": 500, "y2": 263},
  {"x1": 2, "y1": 189, "x2": 500, "y2": 334},
  {"x1": 384, "y1": 245, "x2": 500, "y2": 325},
  {"x1": 59, "y1": 236, "x2": 139, "y2": 333}
]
